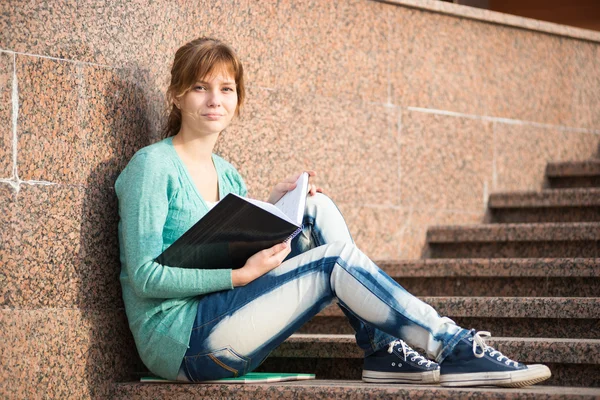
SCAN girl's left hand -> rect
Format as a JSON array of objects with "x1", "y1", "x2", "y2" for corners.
[{"x1": 267, "y1": 170, "x2": 323, "y2": 204}]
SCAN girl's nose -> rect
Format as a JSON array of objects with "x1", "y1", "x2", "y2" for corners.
[{"x1": 207, "y1": 90, "x2": 222, "y2": 107}]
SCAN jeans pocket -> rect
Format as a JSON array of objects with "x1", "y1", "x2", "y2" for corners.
[{"x1": 184, "y1": 346, "x2": 250, "y2": 382}]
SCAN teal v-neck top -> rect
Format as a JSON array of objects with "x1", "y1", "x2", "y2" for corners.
[{"x1": 115, "y1": 137, "x2": 248, "y2": 380}]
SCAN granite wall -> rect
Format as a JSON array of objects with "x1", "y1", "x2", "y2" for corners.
[{"x1": 1, "y1": 0, "x2": 599, "y2": 398}]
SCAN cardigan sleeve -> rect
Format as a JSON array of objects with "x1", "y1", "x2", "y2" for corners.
[{"x1": 115, "y1": 151, "x2": 233, "y2": 299}]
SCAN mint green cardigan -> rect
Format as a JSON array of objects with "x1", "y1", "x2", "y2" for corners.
[{"x1": 115, "y1": 137, "x2": 248, "y2": 380}]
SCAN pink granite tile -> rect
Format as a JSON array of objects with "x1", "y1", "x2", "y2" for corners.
[
  {"x1": 182, "y1": 1, "x2": 284, "y2": 91},
  {"x1": 390, "y1": 8, "x2": 490, "y2": 114},
  {"x1": 398, "y1": 208, "x2": 482, "y2": 259},
  {"x1": 78, "y1": 185, "x2": 122, "y2": 309},
  {"x1": 80, "y1": 65, "x2": 150, "y2": 188},
  {"x1": 572, "y1": 41, "x2": 600, "y2": 129},
  {"x1": 270, "y1": 0, "x2": 390, "y2": 103},
  {"x1": 0, "y1": 52, "x2": 12, "y2": 178},
  {"x1": 6, "y1": 184, "x2": 84, "y2": 308},
  {"x1": 4, "y1": 184, "x2": 123, "y2": 309},
  {"x1": 0, "y1": 184, "x2": 17, "y2": 307},
  {"x1": 481, "y1": 29, "x2": 576, "y2": 126},
  {"x1": 115, "y1": 380, "x2": 600, "y2": 400},
  {"x1": 4, "y1": 0, "x2": 391, "y2": 104},
  {"x1": 494, "y1": 123, "x2": 599, "y2": 192},
  {"x1": 0, "y1": 309, "x2": 141, "y2": 399},
  {"x1": 390, "y1": 8, "x2": 577, "y2": 126},
  {"x1": 400, "y1": 110, "x2": 494, "y2": 211},
  {"x1": 218, "y1": 87, "x2": 400, "y2": 206},
  {"x1": 0, "y1": 0, "x2": 79, "y2": 60},
  {"x1": 17, "y1": 55, "x2": 86, "y2": 184},
  {"x1": 336, "y1": 204, "x2": 404, "y2": 260},
  {"x1": 383, "y1": 0, "x2": 600, "y2": 43},
  {"x1": 74, "y1": 0, "x2": 189, "y2": 66}
]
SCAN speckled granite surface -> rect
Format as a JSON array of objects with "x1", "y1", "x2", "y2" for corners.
[
  {"x1": 394, "y1": 277, "x2": 598, "y2": 297},
  {"x1": 375, "y1": 258, "x2": 600, "y2": 278},
  {"x1": 490, "y1": 207, "x2": 600, "y2": 223},
  {"x1": 399, "y1": 111, "x2": 493, "y2": 211},
  {"x1": 17, "y1": 56, "x2": 87, "y2": 184},
  {"x1": 0, "y1": 309, "x2": 143, "y2": 399},
  {"x1": 318, "y1": 297, "x2": 600, "y2": 319},
  {"x1": 495, "y1": 124, "x2": 598, "y2": 192},
  {"x1": 547, "y1": 161, "x2": 600, "y2": 177},
  {"x1": 16, "y1": 56, "x2": 150, "y2": 187},
  {"x1": 429, "y1": 241, "x2": 600, "y2": 259},
  {"x1": 268, "y1": 334, "x2": 600, "y2": 365},
  {"x1": 489, "y1": 188, "x2": 600, "y2": 208},
  {"x1": 548, "y1": 177, "x2": 600, "y2": 189},
  {"x1": 379, "y1": 0, "x2": 600, "y2": 43},
  {"x1": 2, "y1": 184, "x2": 122, "y2": 309},
  {"x1": 298, "y1": 316, "x2": 600, "y2": 339},
  {"x1": 0, "y1": 52, "x2": 12, "y2": 179},
  {"x1": 427, "y1": 223, "x2": 600, "y2": 258},
  {"x1": 114, "y1": 381, "x2": 600, "y2": 400},
  {"x1": 427, "y1": 222, "x2": 600, "y2": 242},
  {"x1": 395, "y1": 208, "x2": 482, "y2": 259},
  {"x1": 219, "y1": 87, "x2": 400, "y2": 205}
]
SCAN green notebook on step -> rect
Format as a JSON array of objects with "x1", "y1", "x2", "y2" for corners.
[{"x1": 141, "y1": 372, "x2": 316, "y2": 384}]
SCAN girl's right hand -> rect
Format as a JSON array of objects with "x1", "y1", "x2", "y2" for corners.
[{"x1": 232, "y1": 242, "x2": 291, "y2": 287}]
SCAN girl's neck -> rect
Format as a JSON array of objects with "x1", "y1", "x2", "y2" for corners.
[{"x1": 171, "y1": 129, "x2": 219, "y2": 165}]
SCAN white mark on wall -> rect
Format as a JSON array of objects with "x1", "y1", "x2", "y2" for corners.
[
  {"x1": 406, "y1": 106, "x2": 600, "y2": 135},
  {"x1": 6, "y1": 52, "x2": 19, "y2": 191},
  {"x1": 482, "y1": 181, "x2": 488, "y2": 211},
  {"x1": 0, "y1": 49, "x2": 114, "y2": 69},
  {"x1": 0, "y1": 51, "x2": 59, "y2": 192}
]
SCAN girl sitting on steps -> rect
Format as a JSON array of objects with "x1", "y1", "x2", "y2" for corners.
[{"x1": 115, "y1": 37, "x2": 551, "y2": 387}]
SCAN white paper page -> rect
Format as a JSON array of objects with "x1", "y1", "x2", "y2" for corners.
[
  {"x1": 231, "y1": 194, "x2": 297, "y2": 226},
  {"x1": 274, "y1": 172, "x2": 309, "y2": 226}
]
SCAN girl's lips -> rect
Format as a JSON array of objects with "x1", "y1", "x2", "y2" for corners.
[{"x1": 202, "y1": 114, "x2": 223, "y2": 120}]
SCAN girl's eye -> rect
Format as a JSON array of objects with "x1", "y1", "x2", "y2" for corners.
[
  {"x1": 194, "y1": 86, "x2": 206, "y2": 91},
  {"x1": 223, "y1": 87, "x2": 234, "y2": 92}
]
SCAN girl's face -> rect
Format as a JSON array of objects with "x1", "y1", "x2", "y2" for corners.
[{"x1": 177, "y1": 70, "x2": 238, "y2": 136}]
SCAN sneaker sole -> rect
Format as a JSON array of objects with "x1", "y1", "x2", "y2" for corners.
[
  {"x1": 440, "y1": 364, "x2": 551, "y2": 388},
  {"x1": 362, "y1": 369, "x2": 440, "y2": 384}
]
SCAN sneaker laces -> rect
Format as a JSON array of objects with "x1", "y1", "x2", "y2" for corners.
[
  {"x1": 470, "y1": 331, "x2": 520, "y2": 367},
  {"x1": 387, "y1": 340, "x2": 434, "y2": 367}
]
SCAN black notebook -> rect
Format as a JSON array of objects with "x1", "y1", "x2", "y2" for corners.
[{"x1": 155, "y1": 172, "x2": 309, "y2": 270}]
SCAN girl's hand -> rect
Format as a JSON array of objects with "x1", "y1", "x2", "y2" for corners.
[
  {"x1": 267, "y1": 170, "x2": 323, "y2": 204},
  {"x1": 231, "y1": 242, "x2": 291, "y2": 286}
]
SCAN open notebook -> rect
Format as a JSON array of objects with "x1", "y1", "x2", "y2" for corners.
[{"x1": 155, "y1": 172, "x2": 310, "y2": 270}]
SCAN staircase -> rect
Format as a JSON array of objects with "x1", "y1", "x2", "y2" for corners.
[{"x1": 115, "y1": 160, "x2": 600, "y2": 399}]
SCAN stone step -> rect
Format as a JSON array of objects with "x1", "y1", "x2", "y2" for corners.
[
  {"x1": 299, "y1": 297, "x2": 600, "y2": 338},
  {"x1": 376, "y1": 258, "x2": 600, "y2": 278},
  {"x1": 425, "y1": 222, "x2": 600, "y2": 258},
  {"x1": 488, "y1": 188, "x2": 600, "y2": 223},
  {"x1": 376, "y1": 258, "x2": 599, "y2": 297},
  {"x1": 546, "y1": 161, "x2": 600, "y2": 189},
  {"x1": 114, "y1": 381, "x2": 600, "y2": 399},
  {"x1": 271, "y1": 334, "x2": 599, "y2": 364},
  {"x1": 318, "y1": 297, "x2": 600, "y2": 319},
  {"x1": 257, "y1": 335, "x2": 600, "y2": 387}
]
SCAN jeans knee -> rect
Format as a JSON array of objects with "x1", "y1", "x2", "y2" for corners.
[
  {"x1": 326, "y1": 241, "x2": 360, "y2": 262},
  {"x1": 306, "y1": 192, "x2": 337, "y2": 213}
]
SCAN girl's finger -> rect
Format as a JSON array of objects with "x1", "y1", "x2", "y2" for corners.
[
  {"x1": 277, "y1": 182, "x2": 296, "y2": 191},
  {"x1": 285, "y1": 172, "x2": 303, "y2": 183}
]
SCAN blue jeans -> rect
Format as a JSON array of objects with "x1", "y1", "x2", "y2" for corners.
[{"x1": 179, "y1": 193, "x2": 467, "y2": 382}]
